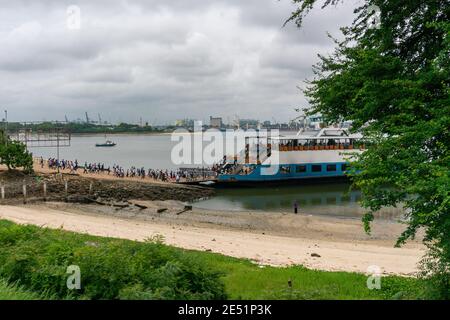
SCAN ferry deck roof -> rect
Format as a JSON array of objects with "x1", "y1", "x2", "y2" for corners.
[{"x1": 263, "y1": 134, "x2": 364, "y2": 140}]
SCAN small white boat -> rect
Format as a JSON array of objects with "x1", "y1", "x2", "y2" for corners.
[{"x1": 95, "y1": 140, "x2": 116, "y2": 147}]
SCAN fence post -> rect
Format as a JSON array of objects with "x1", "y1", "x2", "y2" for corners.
[
  {"x1": 1, "y1": 180, "x2": 5, "y2": 201},
  {"x1": 64, "y1": 179, "x2": 68, "y2": 202},
  {"x1": 23, "y1": 179, "x2": 27, "y2": 204},
  {"x1": 89, "y1": 182, "x2": 93, "y2": 195},
  {"x1": 43, "y1": 181, "x2": 47, "y2": 201}
]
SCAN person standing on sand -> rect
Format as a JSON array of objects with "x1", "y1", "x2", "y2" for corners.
[{"x1": 294, "y1": 200, "x2": 298, "y2": 214}]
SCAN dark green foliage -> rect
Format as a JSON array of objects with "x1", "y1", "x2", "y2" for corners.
[
  {"x1": 0, "y1": 220, "x2": 226, "y2": 300},
  {"x1": 419, "y1": 246, "x2": 450, "y2": 299},
  {"x1": 4, "y1": 122, "x2": 164, "y2": 134},
  {"x1": 288, "y1": 0, "x2": 449, "y2": 299},
  {"x1": 0, "y1": 140, "x2": 33, "y2": 173}
]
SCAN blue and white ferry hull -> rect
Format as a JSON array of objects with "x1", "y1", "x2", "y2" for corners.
[{"x1": 218, "y1": 162, "x2": 349, "y2": 183}]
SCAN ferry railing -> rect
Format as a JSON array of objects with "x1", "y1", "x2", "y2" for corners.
[{"x1": 278, "y1": 144, "x2": 365, "y2": 151}]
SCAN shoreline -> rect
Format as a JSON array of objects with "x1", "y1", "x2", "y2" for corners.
[
  {"x1": 70, "y1": 131, "x2": 173, "y2": 137},
  {"x1": 0, "y1": 202, "x2": 424, "y2": 276},
  {"x1": 0, "y1": 167, "x2": 425, "y2": 276},
  {"x1": 8, "y1": 163, "x2": 209, "y2": 186}
]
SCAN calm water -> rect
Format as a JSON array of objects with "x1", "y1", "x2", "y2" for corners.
[
  {"x1": 30, "y1": 134, "x2": 403, "y2": 219},
  {"x1": 30, "y1": 134, "x2": 202, "y2": 170},
  {"x1": 191, "y1": 183, "x2": 403, "y2": 220}
]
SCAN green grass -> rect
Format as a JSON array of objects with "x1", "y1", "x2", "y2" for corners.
[
  {"x1": 188, "y1": 250, "x2": 423, "y2": 300},
  {"x1": 0, "y1": 219, "x2": 424, "y2": 300},
  {"x1": 0, "y1": 278, "x2": 48, "y2": 300}
]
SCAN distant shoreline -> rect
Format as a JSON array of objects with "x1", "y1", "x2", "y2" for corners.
[
  {"x1": 70, "y1": 131, "x2": 221, "y2": 137},
  {"x1": 71, "y1": 131, "x2": 173, "y2": 136}
]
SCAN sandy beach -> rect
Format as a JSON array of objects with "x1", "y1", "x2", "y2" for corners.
[{"x1": 0, "y1": 202, "x2": 424, "y2": 276}]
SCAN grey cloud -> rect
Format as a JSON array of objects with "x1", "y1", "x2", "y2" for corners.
[
  {"x1": 0, "y1": 0, "x2": 358, "y2": 123},
  {"x1": 76, "y1": 67, "x2": 135, "y2": 84}
]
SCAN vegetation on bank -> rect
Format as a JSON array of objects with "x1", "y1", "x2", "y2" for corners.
[
  {"x1": 5, "y1": 122, "x2": 174, "y2": 134},
  {"x1": 0, "y1": 220, "x2": 226, "y2": 300},
  {"x1": 0, "y1": 220, "x2": 424, "y2": 300},
  {"x1": 190, "y1": 251, "x2": 423, "y2": 300}
]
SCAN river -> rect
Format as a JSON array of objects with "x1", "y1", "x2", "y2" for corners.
[
  {"x1": 29, "y1": 134, "x2": 403, "y2": 219},
  {"x1": 30, "y1": 134, "x2": 188, "y2": 170}
]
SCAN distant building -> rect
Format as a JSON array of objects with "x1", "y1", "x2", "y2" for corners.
[
  {"x1": 175, "y1": 119, "x2": 195, "y2": 128},
  {"x1": 263, "y1": 120, "x2": 271, "y2": 128},
  {"x1": 239, "y1": 119, "x2": 259, "y2": 129},
  {"x1": 209, "y1": 116, "x2": 223, "y2": 128},
  {"x1": 174, "y1": 119, "x2": 185, "y2": 127}
]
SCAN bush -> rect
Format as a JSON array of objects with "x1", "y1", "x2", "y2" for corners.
[
  {"x1": 419, "y1": 246, "x2": 450, "y2": 300},
  {"x1": 0, "y1": 220, "x2": 226, "y2": 300},
  {"x1": 0, "y1": 140, "x2": 33, "y2": 173}
]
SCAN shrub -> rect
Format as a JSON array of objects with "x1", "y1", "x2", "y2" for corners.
[
  {"x1": 0, "y1": 220, "x2": 226, "y2": 300},
  {"x1": 0, "y1": 140, "x2": 33, "y2": 173},
  {"x1": 419, "y1": 246, "x2": 450, "y2": 300}
]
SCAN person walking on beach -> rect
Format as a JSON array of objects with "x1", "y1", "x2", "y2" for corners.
[{"x1": 294, "y1": 200, "x2": 298, "y2": 214}]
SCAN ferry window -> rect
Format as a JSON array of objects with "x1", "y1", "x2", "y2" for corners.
[
  {"x1": 312, "y1": 165, "x2": 322, "y2": 172},
  {"x1": 280, "y1": 166, "x2": 291, "y2": 174},
  {"x1": 326, "y1": 164, "x2": 337, "y2": 172},
  {"x1": 341, "y1": 164, "x2": 348, "y2": 172},
  {"x1": 296, "y1": 165, "x2": 307, "y2": 173}
]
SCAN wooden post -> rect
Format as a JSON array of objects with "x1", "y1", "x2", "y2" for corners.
[
  {"x1": 64, "y1": 180, "x2": 68, "y2": 202},
  {"x1": 89, "y1": 182, "x2": 93, "y2": 195},
  {"x1": 43, "y1": 181, "x2": 47, "y2": 201},
  {"x1": 23, "y1": 180, "x2": 27, "y2": 204},
  {"x1": 1, "y1": 180, "x2": 5, "y2": 201}
]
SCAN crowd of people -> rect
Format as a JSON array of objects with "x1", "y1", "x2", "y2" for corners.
[
  {"x1": 39, "y1": 157, "x2": 219, "y2": 183},
  {"x1": 45, "y1": 158, "x2": 79, "y2": 174}
]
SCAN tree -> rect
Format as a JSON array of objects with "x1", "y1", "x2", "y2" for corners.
[
  {"x1": 287, "y1": 0, "x2": 449, "y2": 298},
  {"x1": 0, "y1": 140, "x2": 34, "y2": 174}
]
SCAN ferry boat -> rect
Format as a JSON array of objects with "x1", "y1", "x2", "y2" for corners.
[{"x1": 217, "y1": 127, "x2": 365, "y2": 185}]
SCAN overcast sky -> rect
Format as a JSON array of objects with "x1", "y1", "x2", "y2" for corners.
[{"x1": 0, "y1": 0, "x2": 359, "y2": 125}]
